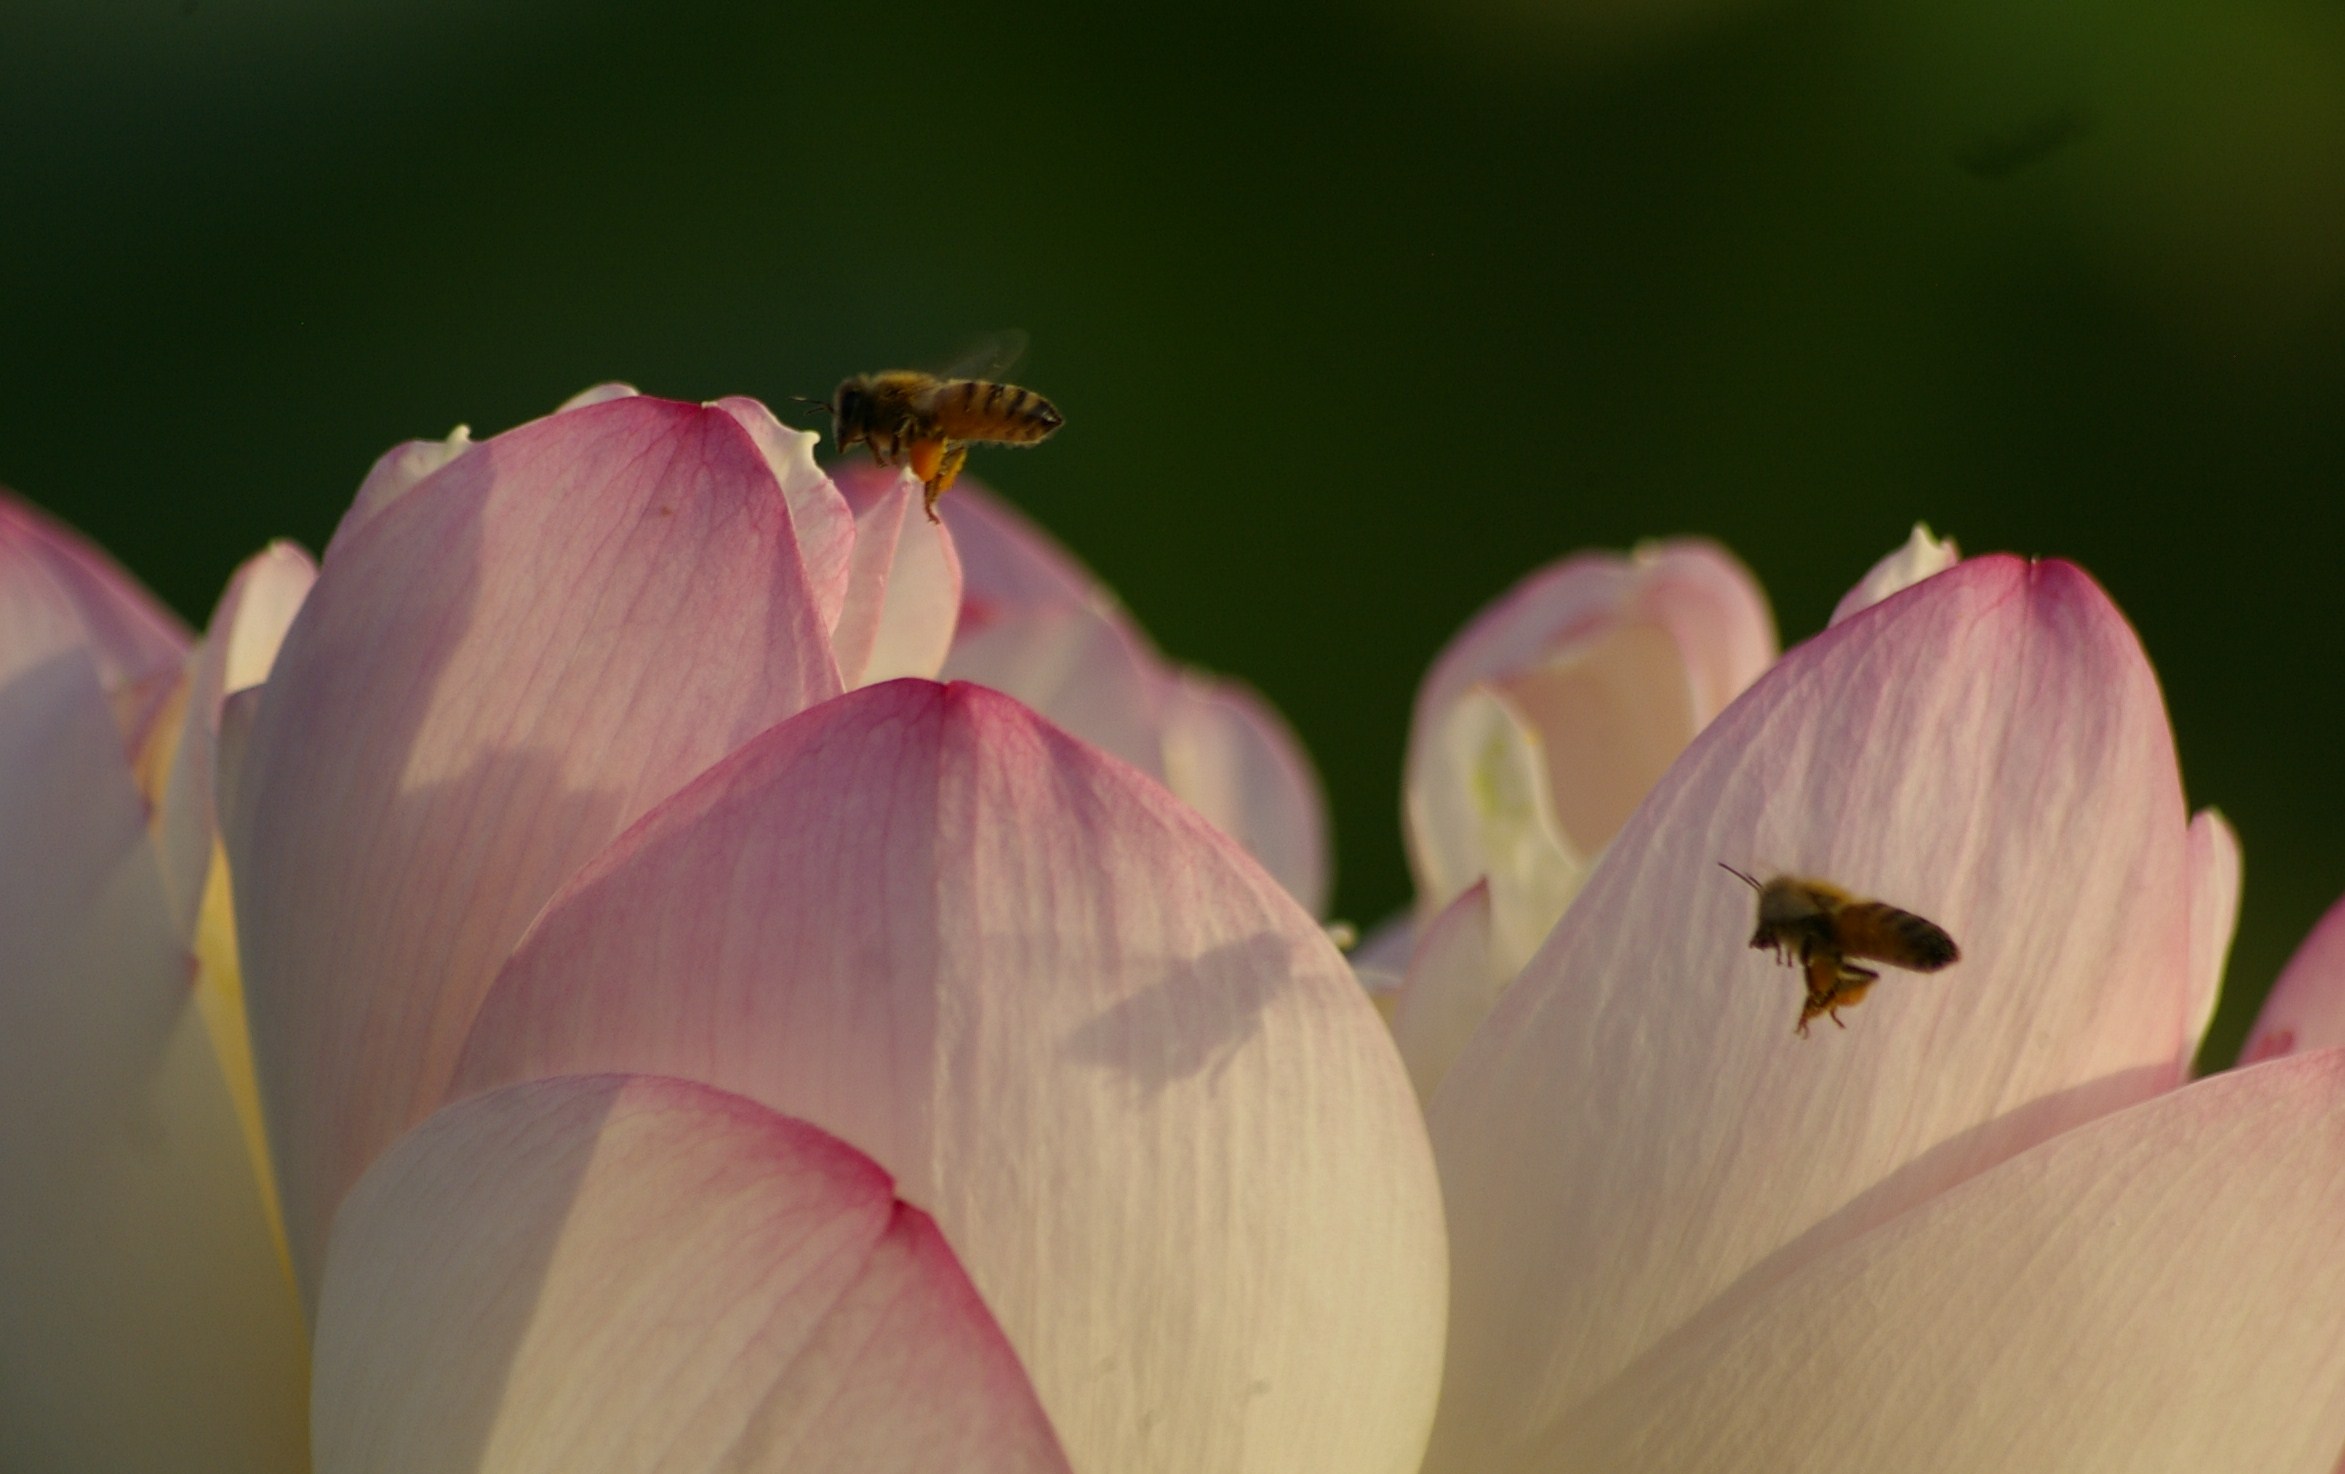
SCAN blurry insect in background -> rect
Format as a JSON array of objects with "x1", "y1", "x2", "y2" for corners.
[
  {"x1": 1718, "y1": 864, "x2": 1960, "y2": 1036},
  {"x1": 796, "y1": 333, "x2": 1064, "y2": 521}
]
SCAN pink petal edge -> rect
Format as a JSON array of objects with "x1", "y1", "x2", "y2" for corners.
[
  {"x1": 1422, "y1": 556, "x2": 2198, "y2": 1473},
  {"x1": 451, "y1": 679, "x2": 1448, "y2": 1474},
  {"x1": 0, "y1": 557, "x2": 182, "y2": 1123},
  {"x1": 314, "y1": 1074, "x2": 1071, "y2": 1474},
  {"x1": 1403, "y1": 540, "x2": 1774, "y2": 916},
  {"x1": 931, "y1": 479, "x2": 1331, "y2": 909},
  {"x1": 0, "y1": 536, "x2": 305, "y2": 1469},
  {"x1": 1409, "y1": 540, "x2": 1773, "y2": 759},
  {"x1": 226, "y1": 394, "x2": 845, "y2": 1301},
  {"x1": 934, "y1": 479, "x2": 1172, "y2": 780},
  {"x1": 0, "y1": 493, "x2": 189, "y2": 695},
  {"x1": 1549, "y1": 1051, "x2": 2345, "y2": 1473}
]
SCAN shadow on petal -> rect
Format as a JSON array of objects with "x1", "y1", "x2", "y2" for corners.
[{"x1": 1061, "y1": 933, "x2": 1298, "y2": 1098}]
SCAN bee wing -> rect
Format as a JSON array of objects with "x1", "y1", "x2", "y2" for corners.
[{"x1": 936, "y1": 329, "x2": 1029, "y2": 381}]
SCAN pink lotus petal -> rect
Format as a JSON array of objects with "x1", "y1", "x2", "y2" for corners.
[
  {"x1": 1423, "y1": 557, "x2": 2198, "y2": 1471},
  {"x1": 1388, "y1": 880, "x2": 1499, "y2": 1101},
  {"x1": 1157, "y1": 668, "x2": 1331, "y2": 915},
  {"x1": 711, "y1": 396, "x2": 856, "y2": 631},
  {"x1": 935, "y1": 475, "x2": 1111, "y2": 613},
  {"x1": 325, "y1": 427, "x2": 475, "y2": 562},
  {"x1": 223, "y1": 394, "x2": 845, "y2": 1300},
  {"x1": 1493, "y1": 627, "x2": 1695, "y2": 858},
  {"x1": 155, "y1": 542, "x2": 317, "y2": 938},
  {"x1": 1405, "y1": 541, "x2": 1774, "y2": 940},
  {"x1": 1413, "y1": 553, "x2": 1640, "y2": 726},
  {"x1": 829, "y1": 467, "x2": 964, "y2": 687},
  {"x1": 314, "y1": 1074, "x2": 1070, "y2": 1474},
  {"x1": 1547, "y1": 1052, "x2": 2345, "y2": 1472},
  {"x1": 1829, "y1": 522, "x2": 1962, "y2": 626},
  {"x1": 1411, "y1": 541, "x2": 1773, "y2": 757},
  {"x1": 2182, "y1": 807, "x2": 2240, "y2": 1065},
  {"x1": 0, "y1": 494, "x2": 187, "y2": 703},
  {"x1": 0, "y1": 569, "x2": 183, "y2": 1123},
  {"x1": 1632, "y1": 541, "x2": 1780, "y2": 727},
  {"x1": 454, "y1": 680, "x2": 1448, "y2": 1474},
  {"x1": 933, "y1": 480, "x2": 1170, "y2": 775},
  {"x1": 932, "y1": 482, "x2": 1334, "y2": 910},
  {"x1": 942, "y1": 595, "x2": 1166, "y2": 778},
  {"x1": 0, "y1": 554, "x2": 305, "y2": 1467},
  {"x1": 2243, "y1": 890, "x2": 2345, "y2": 1064}
]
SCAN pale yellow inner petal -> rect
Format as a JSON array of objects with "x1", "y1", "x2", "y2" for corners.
[
  {"x1": 1443, "y1": 686, "x2": 1580, "y2": 977},
  {"x1": 194, "y1": 845, "x2": 297, "y2": 1298},
  {"x1": 132, "y1": 672, "x2": 191, "y2": 824}
]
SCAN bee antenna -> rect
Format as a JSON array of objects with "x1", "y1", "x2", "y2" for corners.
[
  {"x1": 789, "y1": 394, "x2": 835, "y2": 415},
  {"x1": 1717, "y1": 862, "x2": 1762, "y2": 891}
]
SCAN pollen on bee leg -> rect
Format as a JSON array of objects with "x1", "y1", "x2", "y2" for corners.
[
  {"x1": 918, "y1": 444, "x2": 969, "y2": 523},
  {"x1": 908, "y1": 438, "x2": 946, "y2": 483}
]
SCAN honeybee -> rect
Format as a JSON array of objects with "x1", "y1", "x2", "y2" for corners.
[
  {"x1": 1718, "y1": 865, "x2": 1960, "y2": 1036},
  {"x1": 799, "y1": 338, "x2": 1063, "y2": 521}
]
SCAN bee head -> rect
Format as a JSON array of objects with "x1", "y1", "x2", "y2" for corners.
[{"x1": 831, "y1": 379, "x2": 868, "y2": 431}]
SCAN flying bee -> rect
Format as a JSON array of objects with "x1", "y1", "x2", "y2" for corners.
[
  {"x1": 1718, "y1": 865, "x2": 1960, "y2": 1036},
  {"x1": 797, "y1": 337, "x2": 1062, "y2": 521}
]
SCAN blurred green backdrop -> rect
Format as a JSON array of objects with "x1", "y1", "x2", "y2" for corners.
[{"x1": 5, "y1": 0, "x2": 2340, "y2": 1065}]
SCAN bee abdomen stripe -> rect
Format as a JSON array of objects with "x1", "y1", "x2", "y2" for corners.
[{"x1": 1842, "y1": 904, "x2": 1960, "y2": 970}]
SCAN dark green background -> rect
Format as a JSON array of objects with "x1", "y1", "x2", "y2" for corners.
[{"x1": 7, "y1": 0, "x2": 2340, "y2": 1065}]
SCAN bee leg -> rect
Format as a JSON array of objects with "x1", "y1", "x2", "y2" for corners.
[
  {"x1": 1799, "y1": 952, "x2": 1840, "y2": 1026},
  {"x1": 1797, "y1": 988, "x2": 1825, "y2": 1037},
  {"x1": 1834, "y1": 966, "x2": 1877, "y2": 1016},
  {"x1": 922, "y1": 443, "x2": 970, "y2": 523},
  {"x1": 1794, "y1": 950, "x2": 1866, "y2": 1036}
]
